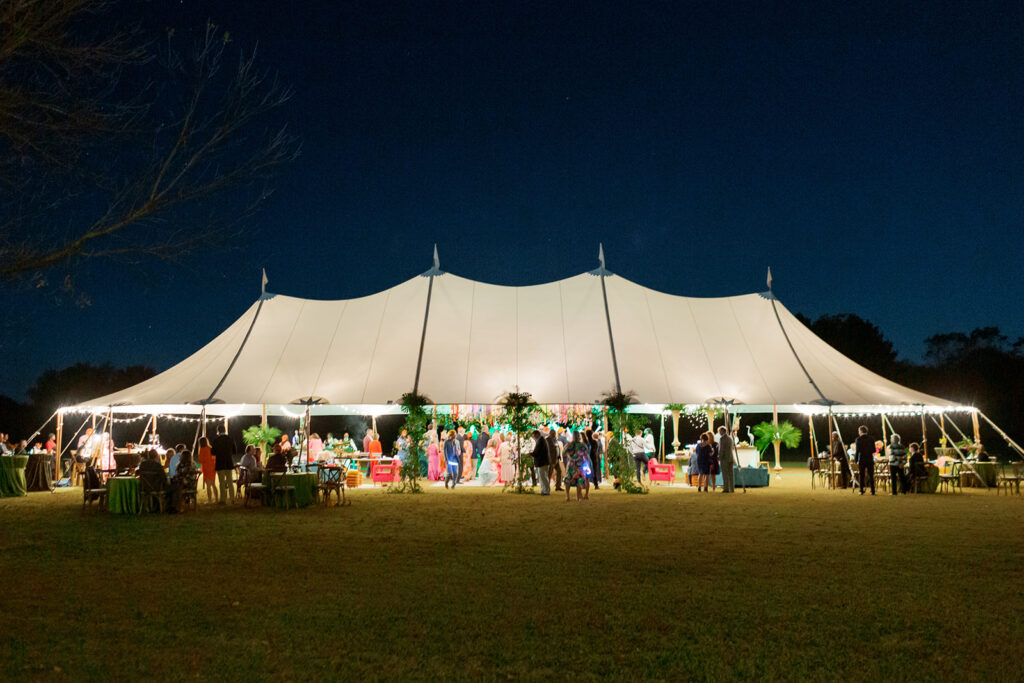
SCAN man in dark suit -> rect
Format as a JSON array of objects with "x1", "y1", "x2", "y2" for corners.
[
  {"x1": 473, "y1": 427, "x2": 490, "y2": 479},
  {"x1": 854, "y1": 425, "x2": 876, "y2": 495},
  {"x1": 212, "y1": 426, "x2": 237, "y2": 504},
  {"x1": 531, "y1": 429, "x2": 551, "y2": 495}
]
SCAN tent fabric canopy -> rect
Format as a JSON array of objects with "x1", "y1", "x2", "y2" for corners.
[{"x1": 72, "y1": 269, "x2": 956, "y2": 413}]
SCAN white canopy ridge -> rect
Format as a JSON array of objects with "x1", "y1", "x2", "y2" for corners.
[{"x1": 70, "y1": 268, "x2": 959, "y2": 415}]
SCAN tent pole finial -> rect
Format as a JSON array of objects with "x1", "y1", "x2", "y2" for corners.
[
  {"x1": 261, "y1": 268, "x2": 268, "y2": 295},
  {"x1": 766, "y1": 266, "x2": 773, "y2": 291},
  {"x1": 598, "y1": 243, "x2": 606, "y2": 273},
  {"x1": 433, "y1": 244, "x2": 440, "y2": 270}
]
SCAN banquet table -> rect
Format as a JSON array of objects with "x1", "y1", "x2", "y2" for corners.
[
  {"x1": 960, "y1": 462, "x2": 998, "y2": 488},
  {"x1": 269, "y1": 472, "x2": 318, "y2": 508},
  {"x1": 25, "y1": 452, "x2": 54, "y2": 492},
  {"x1": 0, "y1": 455, "x2": 29, "y2": 497},
  {"x1": 107, "y1": 477, "x2": 141, "y2": 515}
]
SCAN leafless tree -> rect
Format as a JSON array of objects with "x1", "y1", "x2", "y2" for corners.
[{"x1": 0, "y1": 0, "x2": 299, "y2": 291}]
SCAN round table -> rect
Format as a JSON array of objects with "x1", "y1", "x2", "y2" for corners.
[
  {"x1": 269, "y1": 472, "x2": 318, "y2": 508},
  {"x1": 107, "y1": 477, "x2": 141, "y2": 514},
  {"x1": 0, "y1": 455, "x2": 29, "y2": 497}
]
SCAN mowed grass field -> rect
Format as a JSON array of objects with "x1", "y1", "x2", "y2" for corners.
[{"x1": 1, "y1": 467, "x2": 1022, "y2": 681}]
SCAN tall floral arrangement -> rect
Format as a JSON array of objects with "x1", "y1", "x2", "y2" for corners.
[
  {"x1": 499, "y1": 390, "x2": 538, "y2": 494},
  {"x1": 390, "y1": 391, "x2": 432, "y2": 494},
  {"x1": 601, "y1": 389, "x2": 647, "y2": 494}
]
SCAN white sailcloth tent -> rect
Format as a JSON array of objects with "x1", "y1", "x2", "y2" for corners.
[{"x1": 69, "y1": 254, "x2": 959, "y2": 417}]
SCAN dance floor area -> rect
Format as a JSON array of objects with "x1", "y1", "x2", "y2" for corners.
[{"x1": 1, "y1": 467, "x2": 1021, "y2": 680}]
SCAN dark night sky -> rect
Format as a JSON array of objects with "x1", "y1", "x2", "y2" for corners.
[{"x1": 4, "y1": 0, "x2": 1024, "y2": 400}]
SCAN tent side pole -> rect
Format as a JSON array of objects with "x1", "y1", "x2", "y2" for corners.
[
  {"x1": 920, "y1": 409, "x2": 927, "y2": 459},
  {"x1": 55, "y1": 412, "x2": 64, "y2": 478},
  {"x1": 978, "y1": 411, "x2": 1024, "y2": 458},
  {"x1": 772, "y1": 405, "x2": 781, "y2": 475},
  {"x1": 971, "y1": 410, "x2": 982, "y2": 447}
]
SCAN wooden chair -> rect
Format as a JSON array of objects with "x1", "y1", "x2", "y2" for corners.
[
  {"x1": 318, "y1": 466, "x2": 347, "y2": 506},
  {"x1": 268, "y1": 472, "x2": 297, "y2": 510},
  {"x1": 939, "y1": 461, "x2": 962, "y2": 493},
  {"x1": 908, "y1": 467, "x2": 930, "y2": 494},
  {"x1": 81, "y1": 466, "x2": 107, "y2": 512},
  {"x1": 179, "y1": 483, "x2": 199, "y2": 512},
  {"x1": 996, "y1": 463, "x2": 1022, "y2": 495},
  {"x1": 242, "y1": 479, "x2": 266, "y2": 508},
  {"x1": 139, "y1": 474, "x2": 168, "y2": 513}
]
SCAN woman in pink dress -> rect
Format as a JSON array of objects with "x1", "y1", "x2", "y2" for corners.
[{"x1": 427, "y1": 432, "x2": 441, "y2": 481}]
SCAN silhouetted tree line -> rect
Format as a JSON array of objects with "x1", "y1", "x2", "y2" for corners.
[
  {"x1": 2, "y1": 316, "x2": 1022, "y2": 451},
  {"x1": 795, "y1": 314, "x2": 1024, "y2": 451}
]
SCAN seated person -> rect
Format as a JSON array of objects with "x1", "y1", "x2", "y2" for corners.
[
  {"x1": 907, "y1": 443, "x2": 927, "y2": 478},
  {"x1": 137, "y1": 449, "x2": 168, "y2": 492},
  {"x1": 169, "y1": 450, "x2": 199, "y2": 511},
  {"x1": 238, "y1": 445, "x2": 262, "y2": 486},
  {"x1": 976, "y1": 447, "x2": 991, "y2": 462},
  {"x1": 166, "y1": 446, "x2": 181, "y2": 478},
  {"x1": 265, "y1": 445, "x2": 288, "y2": 473}
]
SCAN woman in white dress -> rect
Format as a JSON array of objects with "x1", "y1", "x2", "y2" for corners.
[
  {"x1": 498, "y1": 432, "x2": 515, "y2": 483},
  {"x1": 478, "y1": 438, "x2": 501, "y2": 486}
]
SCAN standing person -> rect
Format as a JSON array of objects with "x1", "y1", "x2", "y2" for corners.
[
  {"x1": 717, "y1": 426, "x2": 736, "y2": 493},
  {"x1": 308, "y1": 433, "x2": 324, "y2": 461},
  {"x1": 629, "y1": 430, "x2": 649, "y2": 484},
  {"x1": 459, "y1": 435, "x2": 472, "y2": 482},
  {"x1": 708, "y1": 431, "x2": 721, "y2": 492},
  {"x1": 498, "y1": 434, "x2": 515, "y2": 484},
  {"x1": 443, "y1": 430, "x2": 461, "y2": 489},
  {"x1": 585, "y1": 429, "x2": 601, "y2": 490},
  {"x1": 694, "y1": 433, "x2": 712, "y2": 491},
  {"x1": 643, "y1": 428, "x2": 656, "y2": 466},
  {"x1": 887, "y1": 433, "x2": 907, "y2": 495},
  {"x1": 473, "y1": 426, "x2": 491, "y2": 478},
  {"x1": 564, "y1": 431, "x2": 588, "y2": 502},
  {"x1": 831, "y1": 432, "x2": 852, "y2": 489},
  {"x1": 362, "y1": 428, "x2": 373, "y2": 453},
  {"x1": 427, "y1": 432, "x2": 441, "y2": 481},
  {"x1": 212, "y1": 426, "x2": 237, "y2": 504},
  {"x1": 531, "y1": 429, "x2": 551, "y2": 495},
  {"x1": 854, "y1": 425, "x2": 876, "y2": 496},
  {"x1": 546, "y1": 427, "x2": 563, "y2": 492},
  {"x1": 197, "y1": 436, "x2": 217, "y2": 503}
]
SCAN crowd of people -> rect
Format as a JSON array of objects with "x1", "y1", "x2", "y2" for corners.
[
  {"x1": 413, "y1": 423, "x2": 659, "y2": 500},
  {"x1": 824, "y1": 425, "x2": 931, "y2": 495}
]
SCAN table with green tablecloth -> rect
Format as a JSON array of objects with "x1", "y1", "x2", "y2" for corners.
[
  {"x1": 0, "y1": 455, "x2": 29, "y2": 497},
  {"x1": 268, "y1": 472, "x2": 318, "y2": 508},
  {"x1": 715, "y1": 466, "x2": 770, "y2": 488},
  {"x1": 910, "y1": 465, "x2": 939, "y2": 493},
  {"x1": 107, "y1": 477, "x2": 141, "y2": 514},
  {"x1": 961, "y1": 462, "x2": 998, "y2": 488}
]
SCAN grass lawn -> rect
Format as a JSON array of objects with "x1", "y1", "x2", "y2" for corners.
[{"x1": 1, "y1": 465, "x2": 1022, "y2": 681}]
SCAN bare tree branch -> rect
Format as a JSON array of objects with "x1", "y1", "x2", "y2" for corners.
[{"x1": 0, "y1": 0, "x2": 299, "y2": 286}]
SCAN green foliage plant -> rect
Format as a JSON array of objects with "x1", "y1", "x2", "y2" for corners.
[
  {"x1": 752, "y1": 421, "x2": 802, "y2": 454},
  {"x1": 601, "y1": 389, "x2": 647, "y2": 494},
  {"x1": 242, "y1": 424, "x2": 281, "y2": 460},
  {"x1": 390, "y1": 391, "x2": 432, "y2": 494},
  {"x1": 499, "y1": 391, "x2": 538, "y2": 494}
]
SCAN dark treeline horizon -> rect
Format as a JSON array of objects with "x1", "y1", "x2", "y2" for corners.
[{"x1": 3, "y1": 313, "x2": 1023, "y2": 456}]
